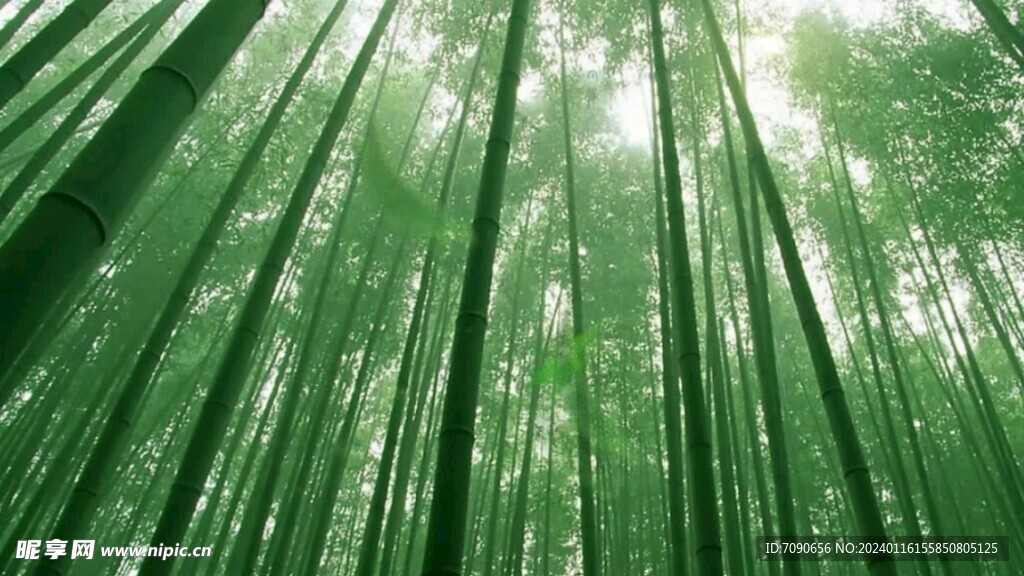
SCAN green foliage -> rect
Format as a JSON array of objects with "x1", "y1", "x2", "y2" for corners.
[{"x1": 0, "y1": 1, "x2": 1022, "y2": 576}]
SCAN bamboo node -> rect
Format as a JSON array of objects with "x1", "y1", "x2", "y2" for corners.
[{"x1": 144, "y1": 63, "x2": 200, "y2": 113}]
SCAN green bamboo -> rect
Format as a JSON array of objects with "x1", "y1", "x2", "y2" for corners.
[
  {"x1": 969, "y1": 0, "x2": 1024, "y2": 71},
  {"x1": 700, "y1": 2, "x2": 896, "y2": 573},
  {"x1": 649, "y1": 0, "x2": 722, "y2": 572},
  {"x1": 0, "y1": 0, "x2": 269, "y2": 385},
  {"x1": 27, "y1": 7, "x2": 349, "y2": 571},
  {"x1": 0, "y1": 0, "x2": 184, "y2": 227},
  {"x1": 556, "y1": 18, "x2": 601, "y2": 576},
  {"x1": 300, "y1": 233, "x2": 409, "y2": 576},
  {"x1": 717, "y1": 316, "x2": 758, "y2": 576},
  {"x1": 377, "y1": 13, "x2": 495, "y2": 575},
  {"x1": 419, "y1": 0, "x2": 533, "y2": 572},
  {"x1": 137, "y1": 2, "x2": 401, "y2": 572},
  {"x1": 830, "y1": 111, "x2": 950, "y2": 575},
  {"x1": 0, "y1": 0, "x2": 118, "y2": 107},
  {"x1": 397, "y1": 279, "x2": 453, "y2": 576},
  {"x1": 480, "y1": 196, "x2": 537, "y2": 576},
  {"x1": 504, "y1": 269, "x2": 560, "y2": 576},
  {"x1": 0, "y1": 2, "x2": 154, "y2": 157},
  {"x1": 349, "y1": 76, "x2": 463, "y2": 576},
  {"x1": 645, "y1": 30, "x2": 689, "y2": 576},
  {"x1": 823, "y1": 132, "x2": 930, "y2": 576},
  {"x1": 377, "y1": 269, "x2": 442, "y2": 576},
  {"x1": 959, "y1": 246, "x2": 1024, "y2": 395},
  {"x1": 716, "y1": 110, "x2": 780, "y2": 576},
  {"x1": 0, "y1": 0, "x2": 45, "y2": 52},
  {"x1": 743, "y1": 125, "x2": 802, "y2": 576},
  {"x1": 540, "y1": 351, "x2": 558, "y2": 576},
  {"x1": 644, "y1": 335, "x2": 673, "y2": 575},
  {"x1": 698, "y1": 155, "x2": 744, "y2": 576}
]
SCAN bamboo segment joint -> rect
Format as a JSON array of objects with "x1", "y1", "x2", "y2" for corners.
[
  {"x1": 440, "y1": 424, "x2": 475, "y2": 441},
  {"x1": 144, "y1": 64, "x2": 200, "y2": 112},
  {"x1": 0, "y1": 66, "x2": 27, "y2": 90},
  {"x1": 45, "y1": 189, "x2": 108, "y2": 243}
]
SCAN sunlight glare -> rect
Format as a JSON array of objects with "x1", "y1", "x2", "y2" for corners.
[{"x1": 611, "y1": 67, "x2": 652, "y2": 150}]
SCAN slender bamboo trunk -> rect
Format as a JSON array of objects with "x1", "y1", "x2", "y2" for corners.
[
  {"x1": 222, "y1": 101, "x2": 377, "y2": 572},
  {"x1": 715, "y1": 68, "x2": 780, "y2": 576},
  {"x1": 700, "y1": 2, "x2": 895, "y2": 573},
  {"x1": 377, "y1": 9, "x2": 494, "y2": 572},
  {"x1": 419, "y1": 0, "x2": 533, "y2": 572},
  {"x1": 890, "y1": 157, "x2": 1024, "y2": 516},
  {"x1": 29, "y1": 6, "x2": 350, "y2": 569},
  {"x1": 261, "y1": 212, "x2": 387, "y2": 575},
  {"x1": 379, "y1": 269, "x2": 450, "y2": 576},
  {"x1": 556, "y1": 19, "x2": 601, "y2": 576},
  {"x1": 0, "y1": 0, "x2": 118, "y2": 108},
  {"x1": 815, "y1": 237, "x2": 893, "y2": 486},
  {"x1": 465, "y1": 410, "x2": 501, "y2": 573},
  {"x1": 0, "y1": 0, "x2": 269, "y2": 384},
  {"x1": 350, "y1": 82, "x2": 471, "y2": 576},
  {"x1": 958, "y1": 247, "x2": 1024, "y2": 395},
  {"x1": 717, "y1": 316, "x2": 757, "y2": 576},
  {"x1": 700, "y1": 188, "x2": 744, "y2": 576},
  {"x1": 498, "y1": 383, "x2": 527, "y2": 574},
  {"x1": 648, "y1": 0, "x2": 722, "y2": 572},
  {"x1": 643, "y1": 29, "x2": 692, "y2": 576},
  {"x1": 0, "y1": 0, "x2": 45, "y2": 51},
  {"x1": 300, "y1": 234, "x2": 410, "y2": 576},
  {"x1": 0, "y1": 0, "x2": 186, "y2": 226},
  {"x1": 830, "y1": 110, "x2": 950, "y2": 576},
  {"x1": 968, "y1": 0, "x2": 1024, "y2": 71},
  {"x1": 199, "y1": 345, "x2": 292, "y2": 576},
  {"x1": 744, "y1": 132, "x2": 803, "y2": 576},
  {"x1": 992, "y1": 242, "x2": 1024, "y2": 331},
  {"x1": 138, "y1": 3, "x2": 401, "y2": 573},
  {"x1": 188, "y1": 364, "x2": 266, "y2": 566},
  {"x1": 0, "y1": 5, "x2": 153, "y2": 156},
  {"x1": 397, "y1": 283, "x2": 452, "y2": 576},
  {"x1": 395, "y1": 280, "x2": 452, "y2": 569},
  {"x1": 504, "y1": 273, "x2": 560, "y2": 576},
  {"x1": 503, "y1": 237, "x2": 561, "y2": 576},
  {"x1": 823, "y1": 130, "x2": 930, "y2": 576},
  {"x1": 540, "y1": 344, "x2": 559, "y2": 576},
  {"x1": 716, "y1": 58, "x2": 800, "y2": 575},
  {"x1": 647, "y1": 352, "x2": 673, "y2": 575}
]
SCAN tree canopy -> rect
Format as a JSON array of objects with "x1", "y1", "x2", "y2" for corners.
[{"x1": 0, "y1": 0, "x2": 1022, "y2": 574}]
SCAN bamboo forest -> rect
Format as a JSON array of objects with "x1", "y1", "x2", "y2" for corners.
[{"x1": 2, "y1": 0, "x2": 1024, "y2": 574}]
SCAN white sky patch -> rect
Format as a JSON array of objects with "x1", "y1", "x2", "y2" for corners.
[
  {"x1": 897, "y1": 273, "x2": 931, "y2": 336},
  {"x1": 576, "y1": 37, "x2": 610, "y2": 74},
  {"x1": 403, "y1": 25, "x2": 441, "y2": 65},
  {"x1": 911, "y1": 0, "x2": 976, "y2": 30},
  {"x1": 740, "y1": 30, "x2": 820, "y2": 157},
  {"x1": 265, "y1": 0, "x2": 288, "y2": 19},
  {"x1": 790, "y1": 0, "x2": 892, "y2": 28},
  {"x1": 896, "y1": 258, "x2": 979, "y2": 366},
  {"x1": 545, "y1": 282, "x2": 568, "y2": 331},
  {"x1": 518, "y1": 70, "x2": 543, "y2": 103},
  {"x1": 0, "y1": 3, "x2": 18, "y2": 25},
  {"x1": 611, "y1": 70, "x2": 652, "y2": 149},
  {"x1": 788, "y1": 0, "x2": 973, "y2": 29},
  {"x1": 532, "y1": 0, "x2": 562, "y2": 62},
  {"x1": 803, "y1": 238, "x2": 849, "y2": 355},
  {"x1": 428, "y1": 85, "x2": 459, "y2": 135},
  {"x1": 848, "y1": 156, "x2": 872, "y2": 188}
]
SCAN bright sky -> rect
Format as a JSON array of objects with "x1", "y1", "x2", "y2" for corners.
[
  {"x1": 600, "y1": 0, "x2": 985, "y2": 360},
  {"x1": 608, "y1": 0, "x2": 976, "y2": 151}
]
